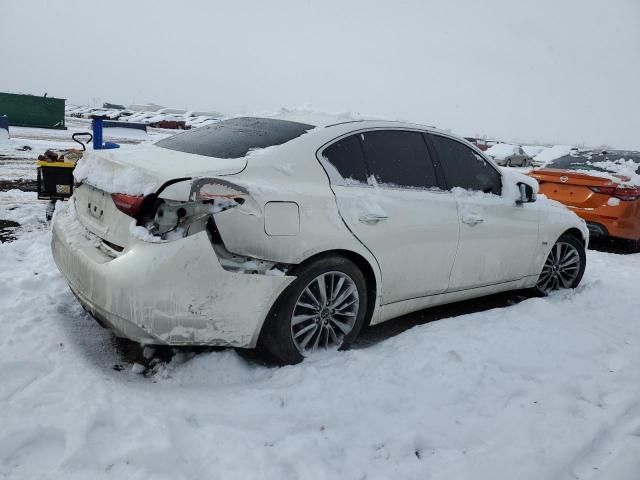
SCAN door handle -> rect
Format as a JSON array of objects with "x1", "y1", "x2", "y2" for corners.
[
  {"x1": 359, "y1": 213, "x2": 388, "y2": 224},
  {"x1": 461, "y1": 216, "x2": 484, "y2": 226}
]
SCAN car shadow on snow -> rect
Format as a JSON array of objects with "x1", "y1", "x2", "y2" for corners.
[
  {"x1": 354, "y1": 290, "x2": 536, "y2": 349},
  {"x1": 588, "y1": 237, "x2": 640, "y2": 255},
  {"x1": 59, "y1": 288, "x2": 538, "y2": 375}
]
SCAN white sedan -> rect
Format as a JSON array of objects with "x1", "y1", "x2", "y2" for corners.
[{"x1": 52, "y1": 116, "x2": 588, "y2": 364}]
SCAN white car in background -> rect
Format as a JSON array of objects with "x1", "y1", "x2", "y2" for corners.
[
  {"x1": 486, "y1": 143, "x2": 533, "y2": 167},
  {"x1": 52, "y1": 117, "x2": 588, "y2": 364}
]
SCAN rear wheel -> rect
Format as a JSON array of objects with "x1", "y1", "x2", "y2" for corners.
[
  {"x1": 535, "y1": 233, "x2": 586, "y2": 295},
  {"x1": 259, "y1": 255, "x2": 368, "y2": 364}
]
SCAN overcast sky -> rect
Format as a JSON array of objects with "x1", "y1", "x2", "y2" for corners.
[{"x1": 1, "y1": 0, "x2": 639, "y2": 148}]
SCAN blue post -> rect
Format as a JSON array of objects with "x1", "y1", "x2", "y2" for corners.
[
  {"x1": 91, "y1": 117, "x2": 119, "y2": 150},
  {"x1": 92, "y1": 117, "x2": 103, "y2": 150}
]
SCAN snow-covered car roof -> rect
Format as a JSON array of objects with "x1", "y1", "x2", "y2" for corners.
[{"x1": 484, "y1": 143, "x2": 525, "y2": 160}]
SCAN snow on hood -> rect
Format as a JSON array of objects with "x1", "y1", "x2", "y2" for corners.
[{"x1": 73, "y1": 144, "x2": 250, "y2": 195}]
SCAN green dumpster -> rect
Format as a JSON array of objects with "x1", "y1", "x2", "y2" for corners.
[{"x1": 0, "y1": 92, "x2": 66, "y2": 129}]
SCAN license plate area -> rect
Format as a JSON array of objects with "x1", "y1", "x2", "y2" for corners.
[{"x1": 84, "y1": 187, "x2": 108, "y2": 223}]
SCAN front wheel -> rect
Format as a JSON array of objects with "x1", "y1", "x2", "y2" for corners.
[
  {"x1": 259, "y1": 255, "x2": 368, "y2": 365},
  {"x1": 535, "y1": 233, "x2": 586, "y2": 295}
]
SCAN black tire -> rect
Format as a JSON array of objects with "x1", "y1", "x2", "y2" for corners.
[
  {"x1": 259, "y1": 255, "x2": 369, "y2": 365},
  {"x1": 535, "y1": 233, "x2": 586, "y2": 295}
]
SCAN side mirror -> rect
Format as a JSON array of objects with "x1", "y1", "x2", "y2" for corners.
[{"x1": 516, "y1": 182, "x2": 536, "y2": 204}]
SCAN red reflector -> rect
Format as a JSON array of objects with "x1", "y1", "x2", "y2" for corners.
[
  {"x1": 111, "y1": 193, "x2": 145, "y2": 218},
  {"x1": 590, "y1": 186, "x2": 640, "y2": 201},
  {"x1": 613, "y1": 186, "x2": 640, "y2": 201}
]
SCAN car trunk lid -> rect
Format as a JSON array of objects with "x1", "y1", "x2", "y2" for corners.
[
  {"x1": 72, "y1": 145, "x2": 247, "y2": 250},
  {"x1": 529, "y1": 168, "x2": 622, "y2": 208},
  {"x1": 74, "y1": 144, "x2": 248, "y2": 196},
  {"x1": 73, "y1": 184, "x2": 134, "y2": 252}
]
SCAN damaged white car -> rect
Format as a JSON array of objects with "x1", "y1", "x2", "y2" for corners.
[{"x1": 52, "y1": 116, "x2": 588, "y2": 364}]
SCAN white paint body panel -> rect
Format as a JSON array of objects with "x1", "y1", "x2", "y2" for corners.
[
  {"x1": 449, "y1": 195, "x2": 541, "y2": 290},
  {"x1": 332, "y1": 185, "x2": 459, "y2": 303},
  {"x1": 52, "y1": 202, "x2": 294, "y2": 347},
  {"x1": 51, "y1": 118, "x2": 589, "y2": 347},
  {"x1": 264, "y1": 202, "x2": 300, "y2": 236}
]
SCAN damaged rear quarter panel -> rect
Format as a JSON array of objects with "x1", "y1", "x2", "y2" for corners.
[{"x1": 52, "y1": 204, "x2": 295, "y2": 347}]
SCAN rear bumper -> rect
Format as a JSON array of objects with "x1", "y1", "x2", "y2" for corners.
[
  {"x1": 568, "y1": 205, "x2": 640, "y2": 241},
  {"x1": 51, "y1": 202, "x2": 295, "y2": 347}
]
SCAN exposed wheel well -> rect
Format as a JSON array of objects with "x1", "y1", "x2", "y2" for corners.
[
  {"x1": 292, "y1": 250, "x2": 378, "y2": 326},
  {"x1": 562, "y1": 228, "x2": 587, "y2": 245}
]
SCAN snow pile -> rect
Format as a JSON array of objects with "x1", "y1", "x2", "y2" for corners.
[
  {"x1": 128, "y1": 221, "x2": 165, "y2": 243},
  {"x1": 522, "y1": 145, "x2": 546, "y2": 157},
  {"x1": 0, "y1": 190, "x2": 47, "y2": 233},
  {"x1": 533, "y1": 145, "x2": 576, "y2": 166},
  {"x1": 260, "y1": 106, "x2": 387, "y2": 127},
  {"x1": 73, "y1": 150, "x2": 160, "y2": 196},
  {"x1": 485, "y1": 143, "x2": 520, "y2": 160},
  {"x1": 0, "y1": 128, "x2": 8, "y2": 144},
  {"x1": 587, "y1": 158, "x2": 640, "y2": 186},
  {"x1": 1, "y1": 212, "x2": 640, "y2": 478}
]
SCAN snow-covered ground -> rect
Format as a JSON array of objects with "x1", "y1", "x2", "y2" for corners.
[
  {"x1": 1, "y1": 190, "x2": 640, "y2": 479},
  {"x1": 1, "y1": 122, "x2": 639, "y2": 479}
]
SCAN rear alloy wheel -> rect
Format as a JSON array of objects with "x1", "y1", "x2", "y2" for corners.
[
  {"x1": 260, "y1": 255, "x2": 368, "y2": 364},
  {"x1": 536, "y1": 234, "x2": 586, "y2": 295},
  {"x1": 291, "y1": 271, "x2": 359, "y2": 354}
]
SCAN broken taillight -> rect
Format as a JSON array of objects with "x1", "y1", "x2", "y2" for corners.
[
  {"x1": 591, "y1": 186, "x2": 640, "y2": 201},
  {"x1": 111, "y1": 193, "x2": 146, "y2": 218}
]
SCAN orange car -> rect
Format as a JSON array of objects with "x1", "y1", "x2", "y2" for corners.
[{"x1": 529, "y1": 151, "x2": 640, "y2": 248}]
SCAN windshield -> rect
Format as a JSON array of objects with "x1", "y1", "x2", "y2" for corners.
[{"x1": 155, "y1": 117, "x2": 314, "y2": 159}]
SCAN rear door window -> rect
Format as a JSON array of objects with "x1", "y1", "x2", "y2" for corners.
[
  {"x1": 360, "y1": 130, "x2": 438, "y2": 189},
  {"x1": 431, "y1": 134, "x2": 502, "y2": 194},
  {"x1": 155, "y1": 117, "x2": 314, "y2": 159},
  {"x1": 321, "y1": 134, "x2": 369, "y2": 184}
]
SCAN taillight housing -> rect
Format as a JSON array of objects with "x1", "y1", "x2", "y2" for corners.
[
  {"x1": 111, "y1": 193, "x2": 146, "y2": 218},
  {"x1": 126, "y1": 178, "x2": 249, "y2": 242},
  {"x1": 590, "y1": 186, "x2": 640, "y2": 201}
]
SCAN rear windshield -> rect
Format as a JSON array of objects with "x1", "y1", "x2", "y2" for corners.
[
  {"x1": 155, "y1": 117, "x2": 314, "y2": 159},
  {"x1": 548, "y1": 151, "x2": 640, "y2": 174}
]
